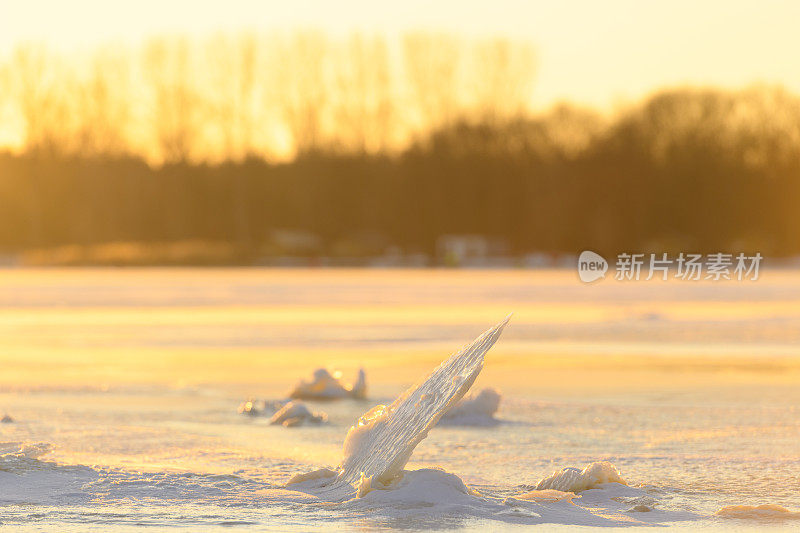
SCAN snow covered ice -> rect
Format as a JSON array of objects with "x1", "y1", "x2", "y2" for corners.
[{"x1": 5, "y1": 269, "x2": 800, "y2": 531}]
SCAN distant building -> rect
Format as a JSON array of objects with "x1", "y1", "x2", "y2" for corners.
[
  {"x1": 0, "y1": 254, "x2": 20, "y2": 267},
  {"x1": 436, "y1": 235, "x2": 507, "y2": 266},
  {"x1": 271, "y1": 229, "x2": 321, "y2": 255}
]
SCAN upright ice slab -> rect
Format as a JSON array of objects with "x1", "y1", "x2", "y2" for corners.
[{"x1": 336, "y1": 315, "x2": 511, "y2": 489}]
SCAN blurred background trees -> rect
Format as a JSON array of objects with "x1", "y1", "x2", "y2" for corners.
[{"x1": 0, "y1": 32, "x2": 798, "y2": 264}]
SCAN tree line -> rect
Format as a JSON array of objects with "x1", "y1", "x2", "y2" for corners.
[
  {"x1": 1, "y1": 34, "x2": 535, "y2": 163},
  {"x1": 1, "y1": 86, "x2": 798, "y2": 263},
  {"x1": 0, "y1": 35, "x2": 798, "y2": 263}
]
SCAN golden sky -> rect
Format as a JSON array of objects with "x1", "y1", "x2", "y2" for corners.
[{"x1": 2, "y1": 0, "x2": 799, "y2": 111}]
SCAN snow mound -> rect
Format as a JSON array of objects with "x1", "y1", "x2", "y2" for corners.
[
  {"x1": 715, "y1": 504, "x2": 800, "y2": 520},
  {"x1": 501, "y1": 476, "x2": 694, "y2": 526},
  {"x1": 342, "y1": 467, "x2": 480, "y2": 504},
  {"x1": 535, "y1": 461, "x2": 627, "y2": 492},
  {"x1": 289, "y1": 367, "x2": 367, "y2": 400},
  {"x1": 286, "y1": 467, "x2": 338, "y2": 486},
  {"x1": 0, "y1": 442, "x2": 98, "y2": 505},
  {"x1": 269, "y1": 401, "x2": 327, "y2": 427},
  {"x1": 286, "y1": 465, "x2": 693, "y2": 527},
  {"x1": 0, "y1": 442, "x2": 53, "y2": 467},
  {"x1": 439, "y1": 387, "x2": 501, "y2": 426}
]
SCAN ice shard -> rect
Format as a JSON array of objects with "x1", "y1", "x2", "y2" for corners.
[{"x1": 336, "y1": 315, "x2": 511, "y2": 489}]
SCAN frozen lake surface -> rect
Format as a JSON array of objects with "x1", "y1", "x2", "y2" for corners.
[{"x1": 1, "y1": 268, "x2": 799, "y2": 531}]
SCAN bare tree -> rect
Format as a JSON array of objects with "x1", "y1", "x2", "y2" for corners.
[
  {"x1": 10, "y1": 44, "x2": 71, "y2": 154},
  {"x1": 74, "y1": 48, "x2": 132, "y2": 156},
  {"x1": 332, "y1": 34, "x2": 394, "y2": 153},
  {"x1": 402, "y1": 33, "x2": 463, "y2": 132},
  {"x1": 470, "y1": 38, "x2": 536, "y2": 122},
  {"x1": 5, "y1": 31, "x2": 537, "y2": 161},
  {"x1": 205, "y1": 33, "x2": 259, "y2": 161},
  {"x1": 143, "y1": 37, "x2": 199, "y2": 163},
  {"x1": 267, "y1": 32, "x2": 329, "y2": 156}
]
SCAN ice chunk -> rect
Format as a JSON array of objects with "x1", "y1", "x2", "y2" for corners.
[
  {"x1": 269, "y1": 401, "x2": 327, "y2": 427},
  {"x1": 439, "y1": 387, "x2": 501, "y2": 425},
  {"x1": 715, "y1": 504, "x2": 800, "y2": 520},
  {"x1": 350, "y1": 368, "x2": 367, "y2": 399},
  {"x1": 336, "y1": 315, "x2": 511, "y2": 489},
  {"x1": 535, "y1": 462, "x2": 627, "y2": 492},
  {"x1": 289, "y1": 367, "x2": 367, "y2": 400},
  {"x1": 286, "y1": 468, "x2": 338, "y2": 486},
  {"x1": 237, "y1": 399, "x2": 285, "y2": 416},
  {"x1": 238, "y1": 399, "x2": 264, "y2": 416}
]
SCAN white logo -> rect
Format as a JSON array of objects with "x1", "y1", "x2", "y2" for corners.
[{"x1": 578, "y1": 250, "x2": 608, "y2": 283}]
